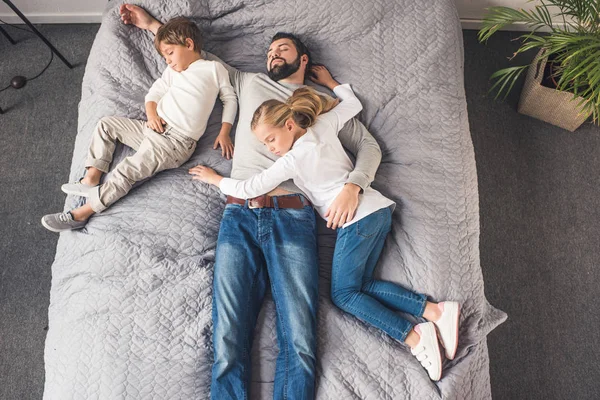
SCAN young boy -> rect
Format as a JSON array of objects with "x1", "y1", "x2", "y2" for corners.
[{"x1": 42, "y1": 17, "x2": 237, "y2": 232}]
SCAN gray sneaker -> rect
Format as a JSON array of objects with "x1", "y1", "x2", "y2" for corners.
[
  {"x1": 41, "y1": 212, "x2": 87, "y2": 232},
  {"x1": 61, "y1": 181, "x2": 96, "y2": 197}
]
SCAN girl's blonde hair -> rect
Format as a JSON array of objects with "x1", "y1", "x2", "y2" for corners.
[{"x1": 251, "y1": 87, "x2": 340, "y2": 131}]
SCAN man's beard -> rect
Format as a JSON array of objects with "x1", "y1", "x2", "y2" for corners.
[{"x1": 267, "y1": 56, "x2": 301, "y2": 81}]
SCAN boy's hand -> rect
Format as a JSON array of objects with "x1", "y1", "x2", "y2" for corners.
[
  {"x1": 309, "y1": 65, "x2": 339, "y2": 91},
  {"x1": 147, "y1": 115, "x2": 166, "y2": 133},
  {"x1": 214, "y1": 133, "x2": 234, "y2": 160},
  {"x1": 324, "y1": 183, "x2": 361, "y2": 229},
  {"x1": 119, "y1": 4, "x2": 162, "y2": 34},
  {"x1": 189, "y1": 165, "x2": 223, "y2": 186}
]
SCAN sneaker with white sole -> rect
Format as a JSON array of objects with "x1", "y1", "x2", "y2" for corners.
[
  {"x1": 41, "y1": 212, "x2": 87, "y2": 232},
  {"x1": 433, "y1": 301, "x2": 460, "y2": 360},
  {"x1": 411, "y1": 322, "x2": 443, "y2": 381},
  {"x1": 61, "y1": 180, "x2": 96, "y2": 197}
]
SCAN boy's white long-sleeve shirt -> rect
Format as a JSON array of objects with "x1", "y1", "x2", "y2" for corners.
[
  {"x1": 145, "y1": 59, "x2": 237, "y2": 141},
  {"x1": 219, "y1": 84, "x2": 394, "y2": 227}
]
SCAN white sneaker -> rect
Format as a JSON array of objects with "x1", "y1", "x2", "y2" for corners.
[
  {"x1": 433, "y1": 301, "x2": 460, "y2": 360},
  {"x1": 411, "y1": 322, "x2": 442, "y2": 381},
  {"x1": 61, "y1": 180, "x2": 96, "y2": 197}
]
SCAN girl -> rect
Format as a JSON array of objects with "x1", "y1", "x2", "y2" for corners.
[{"x1": 190, "y1": 66, "x2": 460, "y2": 381}]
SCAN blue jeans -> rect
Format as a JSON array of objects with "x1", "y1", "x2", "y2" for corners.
[
  {"x1": 331, "y1": 206, "x2": 427, "y2": 342},
  {"x1": 211, "y1": 194, "x2": 318, "y2": 400}
]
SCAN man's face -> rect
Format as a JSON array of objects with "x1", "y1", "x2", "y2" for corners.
[
  {"x1": 160, "y1": 39, "x2": 196, "y2": 72},
  {"x1": 267, "y1": 38, "x2": 303, "y2": 81}
]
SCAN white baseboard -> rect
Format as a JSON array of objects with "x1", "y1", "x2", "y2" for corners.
[
  {"x1": 461, "y1": 18, "x2": 557, "y2": 32},
  {"x1": 461, "y1": 19, "x2": 486, "y2": 31}
]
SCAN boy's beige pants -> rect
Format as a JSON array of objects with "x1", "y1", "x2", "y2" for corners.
[{"x1": 86, "y1": 116, "x2": 197, "y2": 213}]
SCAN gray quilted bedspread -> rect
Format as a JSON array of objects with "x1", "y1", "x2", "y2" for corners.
[{"x1": 43, "y1": 0, "x2": 507, "y2": 398}]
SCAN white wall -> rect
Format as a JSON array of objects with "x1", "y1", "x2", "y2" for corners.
[
  {"x1": 0, "y1": 0, "x2": 106, "y2": 23},
  {"x1": 456, "y1": 0, "x2": 544, "y2": 30},
  {"x1": 0, "y1": 0, "x2": 539, "y2": 25}
]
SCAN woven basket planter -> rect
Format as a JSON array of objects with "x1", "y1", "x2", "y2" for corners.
[{"x1": 518, "y1": 49, "x2": 591, "y2": 132}]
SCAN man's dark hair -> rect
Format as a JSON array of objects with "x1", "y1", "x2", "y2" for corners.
[{"x1": 270, "y1": 32, "x2": 313, "y2": 78}]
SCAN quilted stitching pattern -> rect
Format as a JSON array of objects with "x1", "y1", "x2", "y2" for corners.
[{"x1": 43, "y1": 0, "x2": 506, "y2": 399}]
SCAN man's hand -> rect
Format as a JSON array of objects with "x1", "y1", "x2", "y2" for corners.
[
  {"x1": 309, "y1": 65, "x2": 340, "y2": 91},
  {"x1": 325, "y1": 183, "x2": 361, "y2": 229},
  {"x1": 189, "y1": 165, "x2": 223, "y2": 186},
  {"x1": 119, "y1": 4, "x2": 162, "y2": 34},
  {"x1": 147, "y1": 114, "x2": 166, "y2": 133}
]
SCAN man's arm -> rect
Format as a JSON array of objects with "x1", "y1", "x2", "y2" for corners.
[
  {"x1": 338, "y1": 119, "x2": 382, "y2": 192},
  {"x1": 318, "y1": 120, "x2": 381, "y2": 229}
]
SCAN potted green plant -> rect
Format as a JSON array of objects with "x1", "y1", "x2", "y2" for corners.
[{"x1": 478, "y1": 0, "x2": 600, "y2": 131}]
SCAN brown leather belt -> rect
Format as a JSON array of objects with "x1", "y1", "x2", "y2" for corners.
[{"x1": 226, "y1": 194, "x2": 311, "y2": 209}]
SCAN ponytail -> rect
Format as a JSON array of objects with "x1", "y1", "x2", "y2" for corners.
[
  {"x1": 286, "y1": 87, "x2": 339, "y2": 128},
  {"x1": 251, "y1": 87, "x2": 339, "y2": 131}
]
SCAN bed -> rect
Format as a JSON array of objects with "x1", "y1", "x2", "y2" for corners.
[{"x1": 43, "y1": 0, "x2": 507, "y2": 398}]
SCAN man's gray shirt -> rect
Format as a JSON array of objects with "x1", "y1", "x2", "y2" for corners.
[{"x1": 203, "y1": 51, "x2": 382, "y2": 194}]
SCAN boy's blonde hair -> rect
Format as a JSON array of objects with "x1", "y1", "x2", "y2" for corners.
[
  {"x1": 251, "y1": 87, "x2": 339, "y2": 131},
  {"x1": 154, "y1": 17, "x2": 203, "y2": 54}
]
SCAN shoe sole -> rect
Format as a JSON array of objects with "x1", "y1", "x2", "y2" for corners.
[
  {"x1": 424, "y1": 323, "x2": 443, "y2": 381},
  {"x1": 445, "y1": 303, "x2": 460, "y2": 360},
  {"x1": 41, "y1": 217, "x2": 64, "y2": 233},
  {"x1": 40, "y1": 217, "x2": 85, "y2": 233},
  {"x1": 61, "y1": 187, "x2": 91, "y2": 197}
]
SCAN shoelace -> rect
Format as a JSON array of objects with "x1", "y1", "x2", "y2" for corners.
[{"x1": 58, "y1": 212, "x2": 72, "y2": 223}]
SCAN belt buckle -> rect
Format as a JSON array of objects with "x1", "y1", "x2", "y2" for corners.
[{"x1": 248, "y1": 199, "x2": 260, "y2": 209}]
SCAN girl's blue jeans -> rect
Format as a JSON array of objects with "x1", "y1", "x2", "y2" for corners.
[{"x1": 331, "y1": 206, "x2": 427, "y2": 342}]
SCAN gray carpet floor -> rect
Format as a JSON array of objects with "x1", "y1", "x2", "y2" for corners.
[{"x1": 0, "y1": 23, "x2": 598, "y2": 400}]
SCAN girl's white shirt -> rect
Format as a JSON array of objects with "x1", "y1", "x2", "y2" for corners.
[{"x1": 219, "y1": 84, "x2": 394, "y2": 227}]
